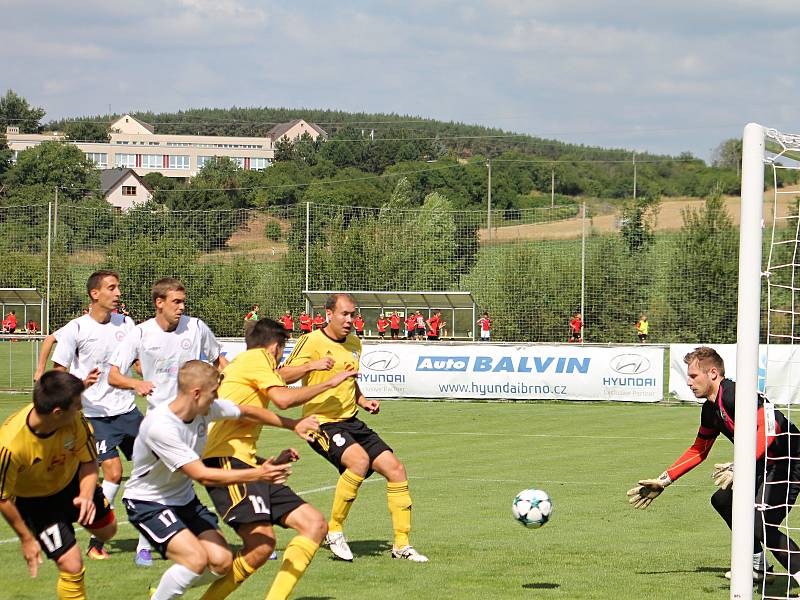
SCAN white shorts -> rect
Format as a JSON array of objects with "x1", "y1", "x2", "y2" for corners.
[{"x1": 480, "y1": 330, "x2": 491, "y2": 339}]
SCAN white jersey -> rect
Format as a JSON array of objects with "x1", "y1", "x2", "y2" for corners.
[
  {"x1": 110, "y1": 315, "x2": 221, "y2": 410},
  {"x1": 123, "y1": 398, "x2": 240, "y2": 506},
  {"x1": 51, "y1": 313, "x2": 137, "y2": 418}
]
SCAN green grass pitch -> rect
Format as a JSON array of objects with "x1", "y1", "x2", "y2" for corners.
[{"x1": 0, "y1": 391, "x2": 773, "y2": 599}]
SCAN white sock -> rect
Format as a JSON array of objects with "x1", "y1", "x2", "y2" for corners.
[
  {"x1": 137, "y1": 533, "x2": 152, "y2": 552},
  {"x1": 191, "y1": 569, "x2": 224, "y2": 588},
  {"x1": 753, "y1": 551, "x2": 767, "y2": 570},
  {"x1": 151, "y1": 563, "x2": 201, "y2": 600},
  {"x1": 102, "y1": 480, "x2": 120, "y2": 506}
]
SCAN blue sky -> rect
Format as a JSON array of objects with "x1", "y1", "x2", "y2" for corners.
[{"x1": 2, "y1": 0, "x2": 799, "y2": 160}]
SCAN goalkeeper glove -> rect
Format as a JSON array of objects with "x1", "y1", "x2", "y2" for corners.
[
  {"x1": 627, "y1": 471, "x2": 672, "y2": 509},
  {"x1": 712, "y1": 462, "x2": 733, "y2": 490}
]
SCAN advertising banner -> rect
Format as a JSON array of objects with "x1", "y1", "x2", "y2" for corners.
[
  {"x1": 669, "y1": 343, "x2": 800, "y2": 405},
  {"x1": 219, "y1": 339, "x2": 664, "y2": 401}
]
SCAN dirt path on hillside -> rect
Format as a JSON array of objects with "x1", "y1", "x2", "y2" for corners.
[{"x1": 480, "y1": 186, "x2": 800, "y2": 242}]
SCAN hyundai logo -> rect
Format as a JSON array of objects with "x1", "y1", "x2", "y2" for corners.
[
  {"x1": 610, "y1": 354, "x2": 650, "y2": 375},
  {"x1": 361, "y1": 351, "x2": 400, "y2": 372}
]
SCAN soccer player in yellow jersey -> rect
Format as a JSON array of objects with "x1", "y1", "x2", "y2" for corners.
[
  {"x1": 283, "y1": 293, "x2": 429, "y2": 563},
  {"x1": 200, "y1": 318, "x2": 357, "y2": 600},
  {"x1": 0, "y1": 371, "x2": 118, "y2": 599}
]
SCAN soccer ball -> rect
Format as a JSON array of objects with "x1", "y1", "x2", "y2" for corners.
[{"x1": 512, "y1": 488, "x2": 552, "y2": 529}]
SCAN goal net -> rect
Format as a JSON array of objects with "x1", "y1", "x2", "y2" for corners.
[{"x1": 734, "y1": 124, "x2": 800, "y2": 600}]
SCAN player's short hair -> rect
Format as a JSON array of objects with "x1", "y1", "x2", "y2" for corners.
[
  {"x1": 684, "y1": 346, "x2": 725, "y2": 376},
  {"x1": 325, "y1": 293, "x2": 356, "y2": 312},
  {"x1": 33, "y1": 371, "x2": 84, "y2": 414},
  {"x1": 152, "y1": 278, "x2": 185, "y2": 303},
  {"x1": 246, "y1": 318, "x2": 288, "y2": 350},
  {"x1": 86, "y1": 270, "x2": 119, "y2": 297},
  {"x1": 178, "y1": 360, "x2": 219, "y2": 392}
]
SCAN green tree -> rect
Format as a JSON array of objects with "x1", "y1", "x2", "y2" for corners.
[
  {"x1": 0, "y1": 132, "x2": 11, "y2": 180},
  {"x1": 63, "y1": 120, "x2": 109, "y2": 142},
  {"x1": 711, "y1": 138, "x2": 742, "y2": 174},
  {"x1": 273, "y1": 136, "x2": 296, "y2": 162},
  {"x1": 664, "y1": 186, "x2": 738, "y2": 342},
  {"x1": 619, "y1": 197, "x2": 659, "y2": 254},
  {"x1": 0, "y1": 90, "x2": 46, "y2": 133},
  {"x1": 411, "y1": 192, "x2": 457, "y2": 290}
]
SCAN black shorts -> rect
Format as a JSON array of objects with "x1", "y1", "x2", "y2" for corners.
[
  {"x1": 89, "y1": 407, "x2": 144, "y2": 461},
  {"x1": 203, "y1": 457, "x2": 305, "y2": 530},
  {"x1": 416, "y1": 327, "x2": 426, "y2": 337},
  {"x1": 356, "y1": 330, "x2": 363, "y2": 338},
  {"x1": 124, "y1": 495, "x2": 218, "y2": 559},
  {"x1": 427, "y1": 334, "x2": 439, "y2": 341},
  {"x1": 378, "y1": 331, "x2": 385, "y2": 338},
  {"x1": 308, "y1": 417, "x2": 392, "y2": 477},
  {"x1": 406, "y1": 330, "x2": 415, "y2": 338},
  {"x1": 638, "y1": 334, "x2": 647, "y2": 342},
  {"x1": 16, "y1": 471, "x2": 114, "y2": 560},
  {"x1": 390, "y1": 328, "x2": 400, "y2": 336}
]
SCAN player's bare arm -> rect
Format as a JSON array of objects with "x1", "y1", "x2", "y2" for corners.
[
  {"x1": 0, "y1": 499, "x2": 42, "y2": 577},
  {"x1": 234, "y1": 404, "x2": 320, "y2": 441},
  {"x1": 180, "y1": 458, "x2": 292, "y2": 487},
  {"x1": 278, "y1": 356, "x2": 335, "y2": 384},
  {"x1": 269, "y1": 369, "x2": 358, "y2": 409},
  {"x1": 108, "y1": 364, "x2": 155, "y2": 396},
  {"x1": 74, "y1": 460, "x2": 101, "y2": 526},
  {"x1": 355, "y1": 383, "x2": 380, "y2": 414},
  {"x1": 33, "y1": 334, "x2": 57, "y2": 382}
]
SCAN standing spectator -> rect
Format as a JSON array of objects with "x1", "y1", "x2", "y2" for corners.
[
  {"x1": 376, "y1": 314, "x2": 389, "y2": 340},
  {"x1": 313, "y1": 312, "x2": 326, "y2": 330},
  {"x1": 280, "y1": 311, "x2": 295, "y2": 339},
  {"x1": 5, "y1": 310, "x2": 17, "y2": 334},
  {"x1": 353, "y1": 313, "x2": 365, "y2": 338},
  {"x1": 636, "y1": 314, "x2": 649, "y2": 343},
  {"x1": 569, "y1": 312, "x2": 583, "y2": 343},
  {"x1": 439, "y1": 318, "x2": 448, "y2": 339},
  {"x1": 405, "y1": 313, "x2": 417, "y2": 340},
  {"x1": 415, "y1": 311, "x2": 426, "y2": 340},
  {"x1": 389, "y1": 312, "x2": 401, "y2": 340},
  {"x1": 244, "y1": 304, "x2": 260, "y2": 322},
  {"x1": 299, "y1": 310, "x2": 313, "y2": 335},
  {"x1": 477, "y1": 312, "x2": 492, "y2": 341},
  {"x1": 426, "y1": 311, "x2": 442, "y2": 341}
]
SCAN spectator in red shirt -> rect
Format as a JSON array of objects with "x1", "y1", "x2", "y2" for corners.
[
  {"x1": 4, "y1": 310, "x2": 17, "y2": 334},
  {"x1": 299, "y1": 310, "x2": 313, "y2": 335},
  {"x1": 405, "y1": 314, "x2": 417, "y2": 340},
  {"x1": 279, "y1": 310, "x2": 294, "y2": 339},
  {"x1": 26, "y1": 320, "x2": 39, "y2": 334},
  {"x1": 313, "y1": 312, "x2": 326, "y2": 330},
  {"x1": 477, "y1": 312, "x2": 491, "y2": 341},
  {"x1": 568, "y1": 312, "x2": 583, "y2": 343},
  {"x1": 376, "y1": 314, "x2": 389, "y2": 340},
  {"x1": 389, "y1": 312, "x2": 401, "y2": 340},
  {"x1": 415, "y1": 311, "x2": 426, "y2": 340},
  {"x1": 353, "y1": 313, "x2": 365, "y2": 338},
  {"x1": 426, "y1": 310, "x2": 442, "y2": 341}
]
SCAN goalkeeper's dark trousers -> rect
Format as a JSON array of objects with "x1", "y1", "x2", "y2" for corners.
[{"x1": 710, "y1": 459, "x2": 800, "y2": 573}]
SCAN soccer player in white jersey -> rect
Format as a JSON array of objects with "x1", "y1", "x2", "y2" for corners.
[
  {"x1": 123, "y1": 361, "x2": 298, "y2": 600},
  {"x1": 109, "y1": 277, "x2": 228, "y2": 566},
  {"x1": 33, "y1": 270, "x2": 139, "y2": 561}
]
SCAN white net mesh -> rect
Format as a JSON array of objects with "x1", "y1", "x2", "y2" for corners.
[{"x1": 758, "y1": 127, "x2": 800, "y2": 599}]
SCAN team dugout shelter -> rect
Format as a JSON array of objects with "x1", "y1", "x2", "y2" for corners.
[
  {"x1": 0, "y1": 288, "x2": 44, "y2": 333},
  {"x1": 302, "y1": 290, "x2": 478, "y2": 340}
]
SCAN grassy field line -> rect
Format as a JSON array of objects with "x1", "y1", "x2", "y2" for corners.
[{"x1": 382, "y1": 429, "x2": 689, "y2": 440}]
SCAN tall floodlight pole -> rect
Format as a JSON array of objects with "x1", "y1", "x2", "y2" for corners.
[
  {"x1": 551, "y1": 165, "x2": 555, "y2": 208},
  {"x1": 305, "y1": 202, "x2": 311, "y2": 314},
  {"x1": 487, "y1": 159, "x2": 492, "y2": 241},
  {"x1": 580, "y1": 202, "x2": 586, "y2": 343},
  {"x1": 632, "y1": 152, "x2": 637, "y2": 201},
  {"x1": 46, "y1": 202, "x2": 52, "y2": 335}
]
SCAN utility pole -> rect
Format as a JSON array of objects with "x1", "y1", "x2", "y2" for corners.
[
  {"x1": 486, "y1": 159, "x2": 492, "y2": 240},
  {"x1": 632, "y1": 152, "x2": 637, "y2": 200},
  {"x1": 551, "y1": 165, "x2": 555, "y2": 208}
]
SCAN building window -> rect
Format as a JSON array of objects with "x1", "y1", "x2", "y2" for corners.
[
  {"x1": 85, "y1": 152, "x2": 108, "y2": 168},
  {"x1": 251, "y1": 157, "x2": 270, "y2": 170},
  {"x1": 140, "y1": 154, "x2": 161, "y2": 169},
  {"x1": 168, "y1": 155, "x2": 190, "y2": 169},
  {"x1": 115, "y1": 154, "x2": 136, "y2": 168},
  {"x1": 122, "y1": 186, "x2": 137, "y2": 196},
  {"x1": 197, "y1": 156, "x2": 213, "y2": 168}
]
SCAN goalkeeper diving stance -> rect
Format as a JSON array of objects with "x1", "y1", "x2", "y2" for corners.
[{"x1": 627, "y1": 346, "x2": 800, "y2": 583}]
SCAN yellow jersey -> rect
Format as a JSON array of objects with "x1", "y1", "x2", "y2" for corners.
[
  {"x1": 283, "y1": 329, "x2": 361, "y2": 424},
  {"x1": 204, "y1": 348, "x2": 286, "y2": 466},
  {"x1": 0, "y1": 404, "x2": 97, "y2": 499}
]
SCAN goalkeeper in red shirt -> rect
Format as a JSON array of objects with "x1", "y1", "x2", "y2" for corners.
[{"x1": 627, "y1": 346, "x2": 800, "y2": 583}]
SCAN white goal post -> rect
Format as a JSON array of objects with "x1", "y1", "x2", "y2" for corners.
[{"x1": 734, "y1": 124, "x2": 800, "y2": 599}]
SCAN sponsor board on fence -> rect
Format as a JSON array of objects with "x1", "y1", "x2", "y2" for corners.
[
  {"x1": 669, "y1": 344, "x2": 800, "y2": 405},
  {"x1": 219, "y1": 339, "x2": 663, "y2": 401}
]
